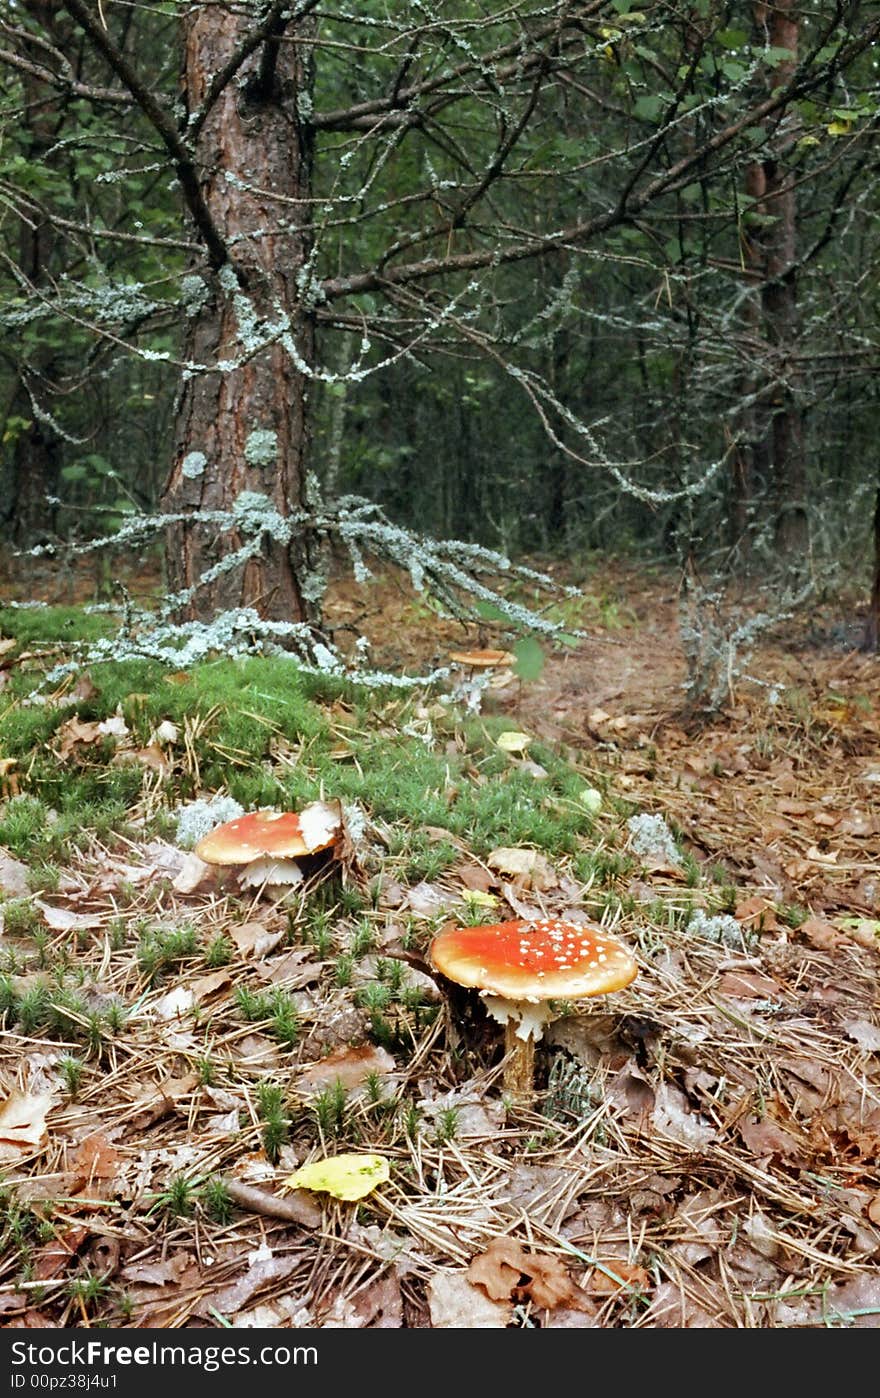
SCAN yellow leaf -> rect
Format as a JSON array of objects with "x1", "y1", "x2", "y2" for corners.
[
  {"x1": 285, "y1": 1152, "x2": 390, "y2": 1202},
  {"x1": 461, "y1": 889, "x2": 498, "y2": 908},
  {"x1": 496, "y1": 731, "x2": 531, "y2": 753},
  {"x1": 579, "y1": 787, "x2": 603, "y2": 814},
  {"x1": 827, "y1": 120, "x2": 852, "y2": 136}
]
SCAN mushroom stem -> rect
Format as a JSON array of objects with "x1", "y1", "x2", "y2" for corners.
[{"x1": 503, "y1": 1021, "x2": 536, "y2": 1106}]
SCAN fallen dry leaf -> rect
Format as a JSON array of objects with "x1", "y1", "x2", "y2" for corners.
[
  {"x1": 453, "y1": 862, "x2": 495, "y2": 893},
  {"x1": 739, "y1": 1112, "x2": 803, "y2": 1161},
  {"x1": 151, "y1": 985, "x2": 194, "y2": 1020},
  {"x1": 253, "y1": 949, "x2": 324, "y2": 987},
  {"x1": 801, "y1": 915, "x2": 845, "y2": 950},
  {"x1": 466, "y1": 1238, "x2": 523, "y2": 1300},
  {"x1": 652, "y1": 1082, "x2": 716, "y2": 1149},
  {"x1": 120, "y1": 1253, "x2": 195, "y2": 1288},
  {"x1": 349, "y1": 1272, "x2": 404, "y2": 1329},
  {"x1": 229, "y1": 921, "x2": 286, "y2": 958},
  {"x1": 35, "y1": 900, "x2": 101, "y2": 932},
  {"x1": 487, "y1": 846, "x2": 557, "y2": 890},
  {"x1": 583, "y1": 1258, "x2": 652, "y2": 1295},
  {"x1": 466, "y1": 1237, "x2": 592, "y2": 1312},
  {"x1": 405, "y1": 881, "x2": 462, "y2": 917},
  {"x1": 0, "y1": 1090, "x2": 54, "y2": 1164},
  {"x1": 32, "y1": 1226, "x2": 90, "y2": 1282},
  {"x1": 717, "y1": 970, "x2": 785, "y2": 1000},
  {"x1": 735, "y1": 897, "x2": 779, "y2": 932},
  {"x1": 427, "y1": 1270, "x2": 513, "y2": 1328},
  {"x1": 188, "y1": 969, "x2": 232, "y2": 1005},
  {"x1": 128, "y1": 1074, "x2": 197, "y2": 1130},
  {"x1": 171, "y1": 852, "x2": 214, "y2": 894},
  {"x1": 774, "y1": 1273, "x2": 880, "y2": 1328},
  {"x1": 56, "y1": 716, "x2": 104, "y2": 758},
  {"x1": 199, "y1": 1254, "x2": 300, "y2": 1319},
  {"x1": 68, "y1": 1133, "x2": 120, "y2": 1189},
  {"x1": 843, "y1": 1019, "x2": 880, "y2": 1052},
  {"x1": 113, "y1": 743, "x2": 170, "y2": 776},
  {"x1": 0, "y1": 850, "x2": 29, "y2": 897},
  {"x1": 297, "y1": 1044, "x2": 396, "y2": 1096}
]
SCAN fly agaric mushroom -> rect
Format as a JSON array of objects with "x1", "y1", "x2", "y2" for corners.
[
  {"x1": 429, "y1": 917, "x2": 638, "y2": 1106},
  {"x1": 194, "y1": 802, "x2": 341, "y2": 893}
]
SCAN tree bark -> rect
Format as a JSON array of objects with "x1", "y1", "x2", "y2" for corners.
[
  {"x1": 755, "y1": 0, "x2": 807, "y2": 555},
  {"x1": 160, "y1": 7, "x2": 320, "y2": 625}
]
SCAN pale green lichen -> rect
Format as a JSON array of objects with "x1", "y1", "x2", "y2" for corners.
[
  {"x1": 181, "y1": 451, "x2": 207, "y2": 479},
  {"x1": 626, "y1": 813, "x2": 682, "y2": 867},
  {"x1": 175, "y1": 794, "x2": 244, "y2": 849},
  {"x1": 23, "y1": 484, "x2": 580, "y2": 693},
  {"x1": 244, "y1": 429, "x2": 278, "y2": 468},
  {"x1": 231, "y1": 490, "x2": 288, "y2": 537},
  {"x1": 180, "y1": 275, "x2": 210, "y2": 318},
  {"x1": 688, "y1": 910, "x2": 755, "y2": 952}
]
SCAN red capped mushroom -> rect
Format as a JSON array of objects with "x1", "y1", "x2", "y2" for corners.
[
  {"x1": 194, "y1": 801, "x2": 341, "y2": 893},
  {"x1": 429, "y1": 917, "x2": 638, "y2": 1106}
]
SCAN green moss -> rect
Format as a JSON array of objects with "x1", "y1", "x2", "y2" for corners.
[
  {"x1": 0, "y1": 897, "x2": 40, "y2": 937},
  {"x1": 0, "y1": 606, "x2": 112, "y2": 650},
  {"x1": 0, "y1": 615, "x2": 614, "y2": 879}
]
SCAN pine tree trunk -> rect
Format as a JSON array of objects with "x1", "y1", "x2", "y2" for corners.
[
  {"x1": 756, "y1": 0, "x2": 807, "y2": 555},
  {"x1": 160, "y1": 8, "x2": 321, "y2": 625}
]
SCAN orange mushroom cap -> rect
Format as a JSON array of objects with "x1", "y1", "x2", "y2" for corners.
[
  {"x1": 448, "y1": 648, "x2": 515, "y2": 668},
  {"x1": 194, "y1": 806, "x2": 338, "y2": 865},
  {"x1": 430, "y1": 918, "x2": 638, "y2": 1003}
]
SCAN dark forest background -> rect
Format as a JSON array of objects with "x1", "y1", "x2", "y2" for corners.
[{"x1": 1, "y1": 0, "x2": 878, "y2": 643}]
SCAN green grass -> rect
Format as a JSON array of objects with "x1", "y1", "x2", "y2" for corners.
[
  {"x1": 0, "y1": 607, "x2": 602, "y2": 866},
  {"x1": 0, "y1": 604, "x2": 112, "y2": 650}
]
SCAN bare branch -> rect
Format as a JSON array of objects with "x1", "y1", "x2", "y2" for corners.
[{"x1": 61, "y1": 0, "x2": 228, "y2": 267}]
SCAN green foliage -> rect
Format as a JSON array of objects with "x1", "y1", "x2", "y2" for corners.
[
  {"x1": 205, "y1": 934, "x2": 233, "y2": 968},
  {"x1": 154, "y1": 1174, "x2": 196, "y2": 1220},
  {"x1": 0, "y1": 897, "x2": 40, "y2": 937},
  {"x1": 434, "y1": 1106, "x2": 459, "y2": 1144},
  {"x1": 202, "y1": 1177, "x2": 233, "y2": 1225},
  {"x1": 137, "y1": 924, "x2": 200, "y2": 981},
  {"x1": 58, "y1": 1055, "x2": 85, "y2": 1099},
  {"x1": 256, "y1": 1081, "x2": 290, "y2": 1162},
  {"x1": 312, "y1": 1079, "x2": 348, "y2": 1137},
  {"x1": 512, "y1": 636, "x2": 545, "y2": 682},
  {"x1": 235, "y1": 986, "x2": 299, "y2": 1051}
]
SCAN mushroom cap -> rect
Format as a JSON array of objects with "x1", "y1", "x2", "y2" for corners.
[
  {"x1": 448, "y1": 648, "x2": 515, "y2": 668},
  {"x1": 194, "y1": 805, "x2": 338, "y2": 865},
  {"x1": 429, "y1": 918, "x2": 638, "y2": 1003}
]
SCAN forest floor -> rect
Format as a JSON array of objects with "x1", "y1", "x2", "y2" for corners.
[{"x1": 0, "y1": 557, "x2": 878, "y2": 1329}]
